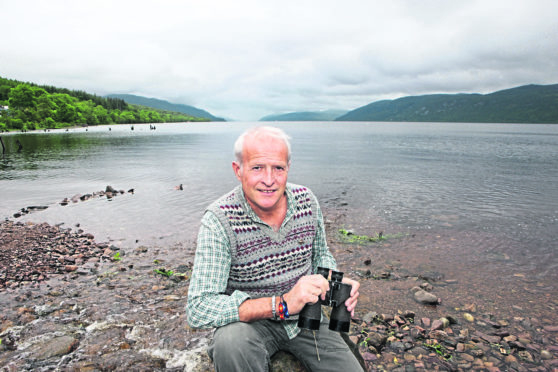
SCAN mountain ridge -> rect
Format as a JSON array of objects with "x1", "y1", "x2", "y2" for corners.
[
  {"x1": 106, "y1": 94, "x2": 225, "y2": 122},
  {"x1": 260, "y1": 109, "x2": 347, "y2": 122},
  {"x1": 336, "y1": 84, "x2": 558, "y2": 123}
]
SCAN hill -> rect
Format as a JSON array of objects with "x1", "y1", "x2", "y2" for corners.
[
  {"x1": 260, "y1": 109, "x2": 347, "y2": 122},
  {"x1": 0, "y1": 76, "x2": 210, "y2": 131},
  {"x1": 336, "y1": 84, "x2": 558, "y2": 123},
  {"x1": 107, "y1": 94, "x2": 225, "y2": 122}
]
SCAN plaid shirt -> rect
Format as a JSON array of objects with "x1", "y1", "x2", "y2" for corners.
[{"x1": 186, "y1": 186, "x2": 336, "y2": 339}]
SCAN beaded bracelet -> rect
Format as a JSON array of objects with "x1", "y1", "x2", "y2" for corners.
[{"x1": 278, "y1": 294, "x2": 289, "y2": 320}]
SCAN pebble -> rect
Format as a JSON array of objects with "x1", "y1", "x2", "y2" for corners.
[
  {"x1": 413, "y1": 289, "x2": 439, "y2": 304},
  {"x1": 463, "y1": 313, "x2": 475, "y2": 322}
]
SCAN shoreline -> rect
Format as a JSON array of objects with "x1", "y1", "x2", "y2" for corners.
[{"x1": 1, "y1": 219, "x2": 557, "y2": 370}]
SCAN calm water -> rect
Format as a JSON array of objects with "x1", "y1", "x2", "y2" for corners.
[{"x1": 1, "y1": 122, "x2": 557, "y2": 280}]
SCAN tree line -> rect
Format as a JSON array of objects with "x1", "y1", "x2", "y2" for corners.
[{"x1": 0, "y1": 77, "x2": 209, "y2": 131}]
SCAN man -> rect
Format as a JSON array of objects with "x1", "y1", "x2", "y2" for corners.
[{"x1": 186, "y1": 126, "x2": 363, "y2": 371}]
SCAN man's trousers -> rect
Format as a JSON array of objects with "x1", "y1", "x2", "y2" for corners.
[{"x1": 208, "y1": 319, "x2": 364, "y2": 372}]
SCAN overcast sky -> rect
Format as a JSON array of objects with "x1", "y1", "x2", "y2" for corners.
[{"x1": 1, "y1": 0, "x2": 557, "y2": 120}]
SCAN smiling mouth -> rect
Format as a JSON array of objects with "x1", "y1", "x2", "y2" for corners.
[{"x1": 258, "y1": 189, "x2": 276, "y2": 194}]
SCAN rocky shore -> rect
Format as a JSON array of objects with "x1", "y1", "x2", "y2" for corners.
[{"x1": 1, "y1": 219, "x2": 557, "y2": 371}]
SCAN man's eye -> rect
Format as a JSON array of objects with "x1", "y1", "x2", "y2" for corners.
[{"x1": 252, "y1": 166, "x2": 261, "y2": 171}]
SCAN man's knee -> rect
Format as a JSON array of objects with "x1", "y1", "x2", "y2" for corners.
[
  {"x1": 211, "y1": 322, "x2": 260, "y2": 353},
  {"x1": 209, "y1": 322, "x2": 271, "y2": 371}
]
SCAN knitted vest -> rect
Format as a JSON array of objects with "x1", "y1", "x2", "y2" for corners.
[{"x1": 208, "y1": 183, "x2": 318, "y2": 298}]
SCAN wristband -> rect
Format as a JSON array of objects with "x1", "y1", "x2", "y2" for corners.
[
  {"x1": 278, "y1": 294, "x2": 289, "y2": 320},
  {"x1": 271, "y1": 295, "x2": 276, "y2": 320}
]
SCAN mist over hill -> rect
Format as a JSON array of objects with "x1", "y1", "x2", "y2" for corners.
[
  {"x1": 106, "y1": 94, "x2": 225, "y2": 122},
  {"x1": 336, "y1": 84, "x2": 558, "y2": 124}
]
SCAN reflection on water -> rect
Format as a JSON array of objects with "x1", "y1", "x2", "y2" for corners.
[{"x1": 1, "y1": 122, "x2": 557, "y2": 282}]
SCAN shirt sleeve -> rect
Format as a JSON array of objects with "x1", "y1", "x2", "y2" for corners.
[
  {"x1": 185, "y1": 211, "x2": 251, "y2": 329},
  {"x1": 310, "y1": 193, "x2": 337, "y2": 273}
]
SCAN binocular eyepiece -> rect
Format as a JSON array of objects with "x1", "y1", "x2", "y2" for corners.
[{"x1": 297, "y1": 267, "x2": 352, "y2": 333}]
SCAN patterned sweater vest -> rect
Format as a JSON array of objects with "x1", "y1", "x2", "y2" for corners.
[{"x1": 208, "y1": 183, "x2": 318, "y2": 298}]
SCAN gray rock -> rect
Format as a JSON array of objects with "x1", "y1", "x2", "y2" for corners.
[
  {"x1": 413, "y1": 290, "x2": 439, "y2": 305},
  {"x1": 27, "y1": 335, "x2": 79, "y2": 360}
]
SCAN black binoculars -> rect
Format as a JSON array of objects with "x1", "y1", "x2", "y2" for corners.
[{"x1": 298, "y1": 267, "x2": 352, "y2": 332}]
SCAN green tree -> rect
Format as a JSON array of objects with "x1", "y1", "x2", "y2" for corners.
[
  {"x1": 0, "y1": 85, "x2": 12, "y2": 101},
  {"x1": 8, "y1": 84, "x2": 35, "y2": 110},
  {"x1": 41, "y1": 117, "x2": 56, "y2": 129},
  {"x1": 94, "y1": 105, "x2": 109, "y2": 124},
  {"x1": 110, "y1": 109, "x2": 121, "y2": 123},
  {"x1": 119, "y1": 110, "x2": 135, "y2": 123},
  {"x1": 75, "y1": 100, "x2": 98, "y2": 125},
  {"x1": 57, "y1": 102, "x2": 78, "y2": 123},
  {"x1": 37, "y1": 94, "x2": 56, "y2": 121}
]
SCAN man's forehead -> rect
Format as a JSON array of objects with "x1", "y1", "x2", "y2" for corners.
[{"x1": 243, "y1": 153, "x2": 289, "y2": 165}]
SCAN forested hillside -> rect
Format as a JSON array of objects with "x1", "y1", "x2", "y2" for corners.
[
  {"x1": 336, "y1": 84, "x2": 558, "y2": 123},
  {"x1": 106, "y1": 94, "x2": 225, "y2": 122},
  {"x1": 0, "y1": 77, "x2": 209, "y2": 131}
]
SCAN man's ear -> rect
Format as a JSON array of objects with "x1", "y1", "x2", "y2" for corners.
[{"x1": 232, "y1": 161, "x2": 242, "y2": 181}]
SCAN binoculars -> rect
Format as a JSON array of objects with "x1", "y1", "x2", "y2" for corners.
[{"x1": 298, "y1": 267, "x2": 352, "y2": 332}]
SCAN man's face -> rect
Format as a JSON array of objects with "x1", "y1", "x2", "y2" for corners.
[{"x1": 233, "y1": 134, "x2": 289, "y2": 217}]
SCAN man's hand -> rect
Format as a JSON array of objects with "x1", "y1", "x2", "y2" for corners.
[
  {"x1": 342, "y1": 277, "x2": 360, "y2": 317},
  {"x1": 283, "y1": 274, "x2": 330, "y2": 315}
]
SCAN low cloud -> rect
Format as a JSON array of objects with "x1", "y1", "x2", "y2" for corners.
[{"x1": 1, "y1": 0, "x2": 556, "y2": 120}]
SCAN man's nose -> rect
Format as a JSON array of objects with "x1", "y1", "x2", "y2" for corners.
[{"x1": 262, "y1": 168, "x2": 274, "y2": 185}]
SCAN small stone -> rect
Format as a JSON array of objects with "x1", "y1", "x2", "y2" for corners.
[
  {"x1": 463, "y1": 313, "x2": 475, "y2": 322},
  {"x1": 362, "y1": 311, "x2": 377, "y2": 324},
  {"x1": 504, "y1": 354, "x2": 518, "y2": 364},
  {"x1": 164, "y1": 295, "x2": 181, "y2": 301},
  {"x1": 64, "y1": 265, "x2": 78, "y2": 272},
  {"x1": 518, "y1": 350, "x2": 534, "y2": 362},
  {"x1": 414, "y1": 290, "x2": 439, "y2": 305},
  {"x1": 431, "y1": 319, "x2": 445, "y2": 331}
]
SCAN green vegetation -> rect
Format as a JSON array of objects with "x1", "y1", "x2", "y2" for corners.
[
  {"x1": 336, "y1": 84, "x2": 558, "y2": 124},
  {"x1": 0, "y1": 76, "x2": 210, "y2": 131},
  {"x1": 422, "y1": 341, "x2": 453, "y2": 360},
  {"x1": 112, "y1": 252, "x2": 121, "y2": 261},
  {"x1": 154, "y1": 268, "x2": 175, "y2": 277},
  {"x1": 338, "y1": 228, "x2": 404, "y2": 243}
]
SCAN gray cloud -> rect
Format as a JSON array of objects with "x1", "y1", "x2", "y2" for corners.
[{"x1": 1, "y1": 0, "x2": 556, "y2": 120}]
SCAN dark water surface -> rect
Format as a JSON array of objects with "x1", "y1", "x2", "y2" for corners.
[{"x1": 2, "y1": 122, "x2": 557, "y2": 299}]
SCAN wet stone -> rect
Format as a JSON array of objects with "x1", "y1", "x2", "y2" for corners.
[{"x1": 28, "y1": 335, "x2": 79, "y2": 360}]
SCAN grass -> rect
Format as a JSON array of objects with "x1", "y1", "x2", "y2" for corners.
[{"x1": 154, "y1": 268, "x2": 174, "y2": 277}]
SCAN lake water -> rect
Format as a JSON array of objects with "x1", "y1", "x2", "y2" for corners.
[{"x1": 1, "y1": 122, "x2": 558, "y2": 287}]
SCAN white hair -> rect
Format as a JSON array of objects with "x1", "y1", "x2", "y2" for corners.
[{"x1": 233, "y1": 126, "x2": 292, "y2": 165}]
